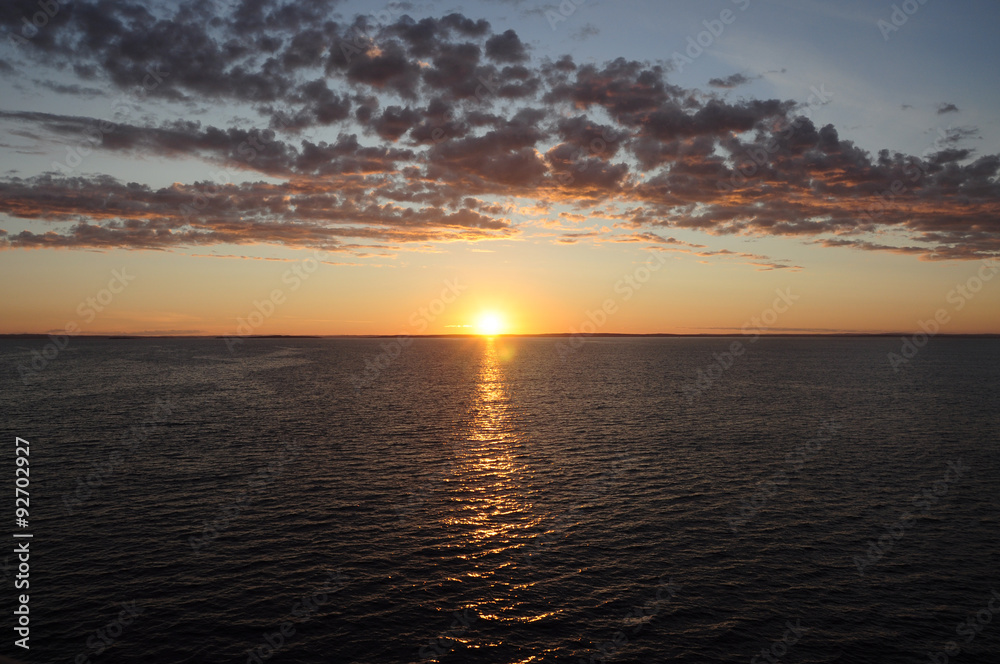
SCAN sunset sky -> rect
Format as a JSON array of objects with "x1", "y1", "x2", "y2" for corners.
[{"x1": 1, "y1": 0, "x2": 998, "y2": 335}]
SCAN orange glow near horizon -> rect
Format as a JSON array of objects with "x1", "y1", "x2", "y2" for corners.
[{"x1": 0, "y1": 246, "x2": 999, "y2": 336}]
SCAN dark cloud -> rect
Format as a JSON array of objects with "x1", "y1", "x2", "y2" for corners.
[
  {"x1": 485, "y1": 29, "x2": 528, "y2": 63},
  {"x1": 937, "y1": 103, "x2": 960, "y2": 114},
  {"x1": 293, "y1": 79, "x2": 352, "y2": 125},
  {"x1": 0, "y1": 174, "x2": 514, "y2": 251},
  {"x1": 938, "y1": 126, "x2": 980, "y2": 145},
  {"x1": 33, "y1": 79, "x2": 105, "y2": 95},
  {"x1": 343, "y1": 40, "x2": 422, "y2": 99},
  {"x1": 420, "y1": 41, "x2": 483, "y2": 98},
  {"x1": 612, "y1": 232, "x2": 705, "y2": 248},
  {"x1": 544, "y1": 58, "x2": 680, "y2": 117},
  {"x1": 370, "y1": 105, "x2": 422, "y2": 141},
  {"x1": 571, "y1": 24, "x2": 599, "y2": 40},
  {"x1": 555, "y1": 115, "x2": 625, "y2": 157},
  {"x1": 0, "y1": 1, "x2": 996, "y2": 261},
  {"x1": 440, "y1": 13, "x2": 491, "y2": 37},
  {"x1": 708, "y1": 73, "x2": 753, "y2": 89}
]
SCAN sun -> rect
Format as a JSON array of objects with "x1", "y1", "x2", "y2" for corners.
[{"x1": 474, "y1": 311, "x2": 505, "y2": 336}]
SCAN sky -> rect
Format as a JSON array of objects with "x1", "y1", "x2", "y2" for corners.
[{"x1": 0, "y1": 0, "x2": 998, "y2": 335}]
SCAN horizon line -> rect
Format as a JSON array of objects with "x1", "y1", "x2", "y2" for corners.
[{"x1": 2, "y1": 333, "x2": 999, "y2": 339}]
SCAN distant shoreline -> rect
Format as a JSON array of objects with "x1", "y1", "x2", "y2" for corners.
[{"x1": 1, "y1": 333, "x2": 999, "y2": 339}]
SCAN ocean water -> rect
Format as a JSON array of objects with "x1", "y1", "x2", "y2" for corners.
[{"x1": 2, "y1": 336, "x2": 999, "y2": 663}]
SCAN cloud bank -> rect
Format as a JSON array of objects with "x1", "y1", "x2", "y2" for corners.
[{"x1": 0, "y1": 0, "x2": 997, "y2": 260}]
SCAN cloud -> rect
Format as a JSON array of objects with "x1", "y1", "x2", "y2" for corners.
[
  {"x1": 0, "y1": 174, "x2": 516, "y2": 251},
  {"x1": 31, "y1": 79, "x2": 104, "y2": 95},
  {"x1": 708, "y1": 73, "x2": 753, "y2": 89},
  {"x1": 937, "y1": 103, "x2": 960, "y2": 114},
  {"x1": 571, "y1": 24, "x2": 599, "y2": 40},
  {"x1": 610, "y1": 232, "x2": 705, "y2": 248},
  {"x1": 557, "y1": 231, "x2": 600, "y2": 244},
  {"x1": 938, "y1": 126, "x2": 980, "y2": 146},
  {"x1": 0, "y1": 1, "x2": 995, "y2": 261},
  {"x1": 485, "y1": 29, "x2": 528, "y2": 63}
]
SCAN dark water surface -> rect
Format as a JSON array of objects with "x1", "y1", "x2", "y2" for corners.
[{"x1": 2, "y1": 337, "x2": 999, "y2": 663}]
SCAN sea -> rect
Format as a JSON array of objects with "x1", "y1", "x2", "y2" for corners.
[{"x1": 1, "y1": 336, "x2": 998, "y2": 663}]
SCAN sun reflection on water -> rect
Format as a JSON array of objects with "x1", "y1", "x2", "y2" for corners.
[
  {"x1": 443, "y1": 337, "x2": 549, "y2": 627},
  {"x1": 451, "y1": 338, "x2": 529, "y2": 542}
]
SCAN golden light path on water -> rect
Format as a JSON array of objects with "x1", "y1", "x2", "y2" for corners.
[{"x1": 443, "y1": 338, "x2": 560, "y2": 660}]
